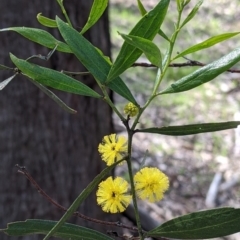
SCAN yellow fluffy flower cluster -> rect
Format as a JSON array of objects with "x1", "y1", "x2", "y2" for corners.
[
  {"x1": 134, "y1": 167, "x2": 169, "y2": 203},
  {"x1": 98, "y1": 134, "x2": 127, "y2": 166},
  {"x1": 97, "y1": 134, "x2": 169, "y2": 213},
  {"x1": 96, "y1": 176, "x2": 132, "y2": 213}
]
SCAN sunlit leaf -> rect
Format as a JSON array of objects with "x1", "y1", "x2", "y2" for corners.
[
  {"x1": 0, "y1": 27, "x2": 71, "y2": 53},
  {"x1": 136, "y1": 121, "x2": 240, "y2": 136},
  {"x1": 107, "y1": 0, "x2": 170, "y2": 82},
  {"x1": 119, "y1": 33, "x2": 162, "y2": 68},
  {"x1": 37, "y1": 13, "x2": 58, "y2": 28},
  {"x1": 10, "y1": 54, "x2": 101, "y2": 98},
  {"x1": 80, "y1": 0, "x2": 109, "y2": 34},
  {"x1": 160, "y1": 47, "x2": 240, "y2": 94},
  {"x1": 56, "y1": 17, "x2": 138, "y2": 105},
  {"x1": 1, "y1": 219, "x2": 114, "y2": 240},
  {"x1": 147, "y1": 208, "x2": 240, "y2": 239},
  {"x1": 173, "y1": 32, "x2": 240, "y2": 60}
]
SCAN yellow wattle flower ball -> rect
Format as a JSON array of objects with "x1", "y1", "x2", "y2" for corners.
[
  {"x1": 96, "y1": 176, "x2": 132, "y2": 213},
  {"x1": 124, "y1": 102, "x2": 139, "y2": 117},
  {"x1": 134, "y1": 167, "x2": 169, "y2": 203},
  {"x1": 98, "y1": 134, "x2": 128, "y2": 166}
]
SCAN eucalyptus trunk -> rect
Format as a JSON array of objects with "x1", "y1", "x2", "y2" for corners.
[{"x1": 0, "y1": 1, "x2": 116, "y2": 239}]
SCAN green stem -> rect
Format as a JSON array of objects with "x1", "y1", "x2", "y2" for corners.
[
  {"x1": 127, "y1": 131, "x2": 143, "y2": 240},
  {"x1": 152, "y1": 9, "x2": 183, "y2": 96},
  {"x1": 56, "y1": 0, "x2": 73, "y2": 27}
]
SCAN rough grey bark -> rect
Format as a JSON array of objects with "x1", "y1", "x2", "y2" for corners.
[{"x1": 0, "y1": 1, "x2": 117, "y2": 239}]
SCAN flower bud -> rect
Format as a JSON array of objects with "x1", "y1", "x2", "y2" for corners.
[{"x1": 124, "y1": 102, "x2": 139, "y2": 117}]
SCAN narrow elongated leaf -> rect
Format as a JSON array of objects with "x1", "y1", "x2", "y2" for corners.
[
  {"x1": 180, "y1": 0, "x2": 203, "y2": 28},
  {"x1": 1, "y1": 219, "x2": 114, "y2": 240},
  {"x1": 28, "y1": 79, "x2": 77, "y2": 114},
  {"x1": 43, "y1": 159, "x2": 124, "y2": 240},
  {"x1": 107, "y1": 0, "x2": 170, "y2": 82},
  {"x1": 0, "y1": 74, "x2": 16, "y2": 90},
  {"x1": 0, "y1": 27, "x2": 71, "y2": 53},
  {"x1": 158, "y1": 29, "x2": 170, "y2": 42},
  {"x1": 80, "y1": 0, "x2": 108, "y2": 34},
  {"x1": 173, "y1": 32, "x2": 240, "y2": 60},
  {"x1": 136, "y1": 121, "x2": 240, "y2": 136},
  {"x1": 176, "y1": 0, "x2": 182, "y2": 12},
  {"x1": 184, "y1": 0, "x2": 191, "y2": 6},
  {"x1": 147, "y1": 208, "x2": 240, "y2": 239},
  {"x1": 56, "y1": 17, "x2": 138, "y2": 105},
  {"x1": 136, "y1": 1, "x2": 170, "y2": 42},
  {"x1": 37, "y1": 13, "x2": 57, "y2": 28},
  {"x1": 160, "y1": 47, "x2": 240, "y2": 94},
  {"x1": 137, "y1": 0, "x2": 147, "y2": 15},
  {"x1": 119, "y1": 33, "x2": 162, "y2": 68},
  {"x1": 10, "y1": 54, "x2": 101, "y2": 98}
]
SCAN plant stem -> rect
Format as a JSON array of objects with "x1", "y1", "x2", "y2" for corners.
[
  {"x1": 152, "y1": 8, "x2": 183, "y2": 96},
  {"x1": 56, "y1": 0, "x2": 73, "y2": 27},
  {"x1": 126, "y1": 130, "x2": 144, "y2": 240}
]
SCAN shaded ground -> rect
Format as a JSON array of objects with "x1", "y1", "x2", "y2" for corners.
[{"x1": 110, "y1": 1, "x2": 240, "y2": 239}]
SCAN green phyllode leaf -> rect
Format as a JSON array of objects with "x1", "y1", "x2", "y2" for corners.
[
  {"x1": 136, "y1": 121, "x2": 240, "y2": 136},
  {"x1": 160, "y1": 47, "x2": 240, "y2": 94},
  {"x1": 180, "y1": 0, "x2": 203, "y2": 28},
  {"x1": 10, "y1": 54, "x2": 102, "y2": 98},
  {"x1": 37, "y1": 13, "x2": 58, "y2": 28},
  {"x1": 158, "y1": 29, "x2": 170, "y2": 42},
  {"x1": 107, "y1": 0, "x2": 170, "y2": 82},
  {"x1": 1, "y1": 219, "x2": 114, "y2": 240},
  {"x1": 119, "y1": 33, "x2": 162, "y2": 69},
  {"x1": 147, "y1": 207, "x2": 240, "y2": 239},
  {"x1": 0, "y1": 27, "x2": 71, "y2": 53},
  {"x1": 80, "y1": 0, "x2": 109, "y2": 34},
  {"x1": 56, "y1": 17, "x2": 138, "y2": 105},
  {"x1": 28, "y1": 79, "x2": 77, "y2": 114},
  {"x1": 173, "y1": 32, "x2": 240, "y2": 60},
  {"x1": 176, "y1": 0, "x2": 182, "y2": 12},
  {"x1": 136, "y1": 0, "x2": 170, "y2": 42},
  {"x1": 137, "y1": 0, "x2": 147, "y2": 15}
]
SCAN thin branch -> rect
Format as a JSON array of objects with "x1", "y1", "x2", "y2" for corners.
[
  {"x1": 132, "y1": 61, "x2": 240, "y2": 73},
  {"x1": 15, "y1": 164, "x2": 140, "y2": 233},
  {"x1": 26, "y1": 45, "x2": 58, "y2": 62}
]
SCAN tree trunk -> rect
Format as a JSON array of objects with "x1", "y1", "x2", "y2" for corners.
[{"x1": 0, "y1": 1, "x2": 117, "y2": 239}]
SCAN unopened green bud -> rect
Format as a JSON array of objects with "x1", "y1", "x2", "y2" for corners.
[{"x1": 124, "y1": 102, "x2": 139, "y2": 117}]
